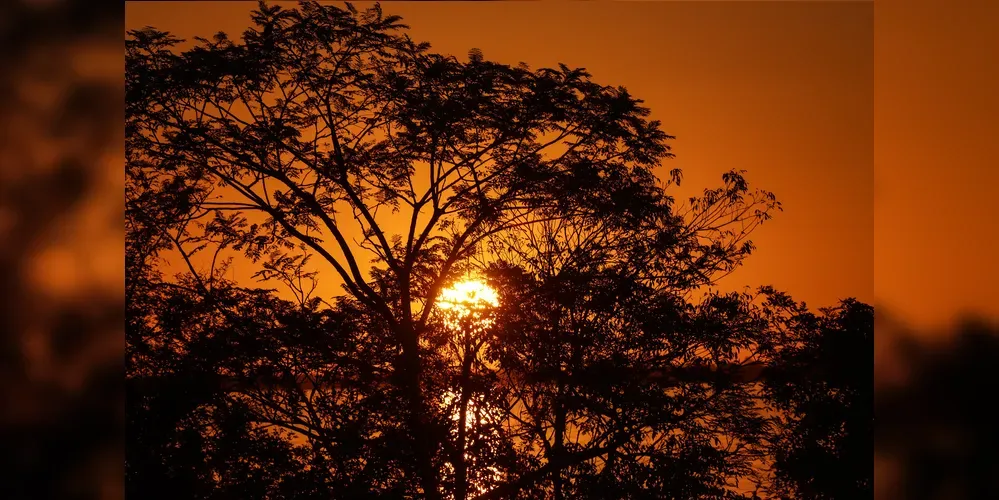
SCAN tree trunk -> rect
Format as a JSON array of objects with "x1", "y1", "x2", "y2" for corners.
[
  {"x1": 553, "y1": 380, "x2": 566, "y2": 500},
  {"x1": 454, "y1": 338, "x2": 475, "y2": 500},
  {"x1": 400, "y1": 329, "x2": 442, "y2": 500}
]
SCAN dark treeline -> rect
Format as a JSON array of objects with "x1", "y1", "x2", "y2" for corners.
[
  {"x1": 126, "y1": 2, "x2": 872, "y2": 499},
  {"x1": 877, "y1": 318, "x2": 999, "y2": 500}
]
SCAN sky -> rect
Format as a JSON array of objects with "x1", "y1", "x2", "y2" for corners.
[
  {"x1": 126, "y1": 1, "x2": 874, "y2": 315},
  {"x1": 874, "y1": 1, "x2": 999, "y2": 331}
]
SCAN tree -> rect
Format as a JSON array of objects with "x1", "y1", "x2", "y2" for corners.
[
  {"x1": 761, "y1": 297, "x2": 874, "y2": 499},
  {"x1": 126, "y1": 2, "x2": 788, "y2": 498},
  {"x1": 474, "y1": 213, "x2": 784, "y2": 499}
]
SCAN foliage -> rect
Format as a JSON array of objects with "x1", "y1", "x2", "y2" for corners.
[
  {"x1": 761, "y1": 298, "x2": 874, "y2": 499},
  {"x1": 124, "y1": 2, "x2": 869, "y2": 499}
]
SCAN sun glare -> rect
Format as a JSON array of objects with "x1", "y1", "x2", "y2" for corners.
[
  {"x1": 435, "y1": 280, "x2": 506, "y2": 495},
  {"x1": 436, "y1": 279, "x2": 499, "y2": 324}
]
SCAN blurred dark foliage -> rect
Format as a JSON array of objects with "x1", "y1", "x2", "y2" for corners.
[
  {"x1": 876, "y1": 318, "x2": 999, "y2": 500},
  {"x1": 0, "y1": 0, "x2": 122, "y2": 499}
]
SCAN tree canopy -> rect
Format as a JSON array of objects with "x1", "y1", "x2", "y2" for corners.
[{"x1": 126, "y1": 2, "x2": 870, "y2": 499}]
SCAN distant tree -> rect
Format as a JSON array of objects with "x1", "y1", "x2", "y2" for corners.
[
  {"x1": 761, "y1": 297, "x2": 874, "y2": 499},
  {"x1": 126, "y1": 2, "x2": 787, "y2": 498}
]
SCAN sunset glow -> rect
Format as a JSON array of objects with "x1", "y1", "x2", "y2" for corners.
[
  {"x1": 436, "y1": 279, "x2": 499, "y2": 328},
  {"x1": 441, "y1": 389, "x2": 506, "y2": 497},
  {"x1": 436, "y1": 280, "x2": 505, "y2": 495}
]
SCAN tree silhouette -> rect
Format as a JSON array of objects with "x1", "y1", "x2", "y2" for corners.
[
  {"x1": 760, "y1": 297, "x2": 873, "y2": 499},
  {"x1": 125, "y1": 2, "x2": 870, "y2": 499}
]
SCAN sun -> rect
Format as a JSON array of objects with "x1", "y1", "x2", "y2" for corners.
[
  {"x1": 435, "y1": 279, "x2": 506, "y2": 495},
  {"x1": 436, "y1": 279, "x2": 499, "y2": 322}
]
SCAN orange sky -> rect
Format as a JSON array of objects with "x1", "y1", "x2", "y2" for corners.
[
  {"x1": 874, "y1": 1, "x2": 999, "y2": 330},
  {"x1": 127, "y1": 1, "x2": 874, "y2": 313}
]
